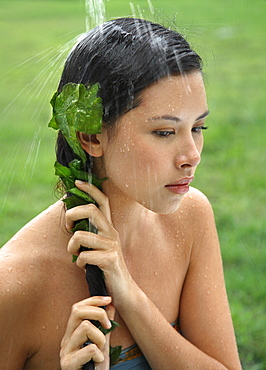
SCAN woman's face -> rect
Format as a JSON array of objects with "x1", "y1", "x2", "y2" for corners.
[{"x1": 99, "y1": 72, "x2": 209, "y2": 214}]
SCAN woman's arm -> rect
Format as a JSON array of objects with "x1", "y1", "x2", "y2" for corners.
[
  {"x1": 68, "y1": 183, "x2": 242, "y2": 370},
  {"x1": 179, "y1": 190, "x2": 241, "y2": 368},
  {"x1": 116, "y1": 191, "x2": 242, "y2": 369}
]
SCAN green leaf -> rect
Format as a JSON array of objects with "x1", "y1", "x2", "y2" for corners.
[
  {"x1": 54, "y1": 161, "x2": 72, "y2": 179},
  {"x1": 71, "y1": 219, "x2": 90, "y2": 233},
  {"x1": 91, "y1": 319, "x2": 120, "y2": 336},
  {"x1": 110, "y1": 345, "x2": 123, "y2": 366},
  {"x1": 54, "y1": 160, "x2": 105, "y2": 205},
  {"x1": 68, "y1": 187, "x2": 96, "y2": 204},
  {"x1": 48, "y1": 83, "x2": 103, "y2": 162},
  {"x1": 63, "y1": 196, "x2": 87, "y2": 209},
  {"x1": 72, "y1": 255, "x2": 78, "y2": 263},
  {"x1": 48, "y1": 85, "x2": 117, "y2": 348}
]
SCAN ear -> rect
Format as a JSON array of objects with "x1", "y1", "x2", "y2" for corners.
[{"x1": 77, "y1": 132, "x2": 103, "y2": 158}]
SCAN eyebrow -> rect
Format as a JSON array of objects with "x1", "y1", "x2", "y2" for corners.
[{"x1": 149, "y1": 110, "x2": 210, "y2": 123}]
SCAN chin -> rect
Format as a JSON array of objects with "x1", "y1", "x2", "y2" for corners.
[{"x1": 141, "y1": 197, "x2": 183, "y2": 215}]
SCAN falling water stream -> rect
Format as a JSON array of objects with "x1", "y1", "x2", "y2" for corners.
[
  {"x1": 0, "y1": 0, "x2": 170, "y2": 246},
  {"x1": 0, "y1": 0, "x2": 109, "y2": 245},
  {"x1": 1, "y1": 1, "x2": 264, "y2": 368}
]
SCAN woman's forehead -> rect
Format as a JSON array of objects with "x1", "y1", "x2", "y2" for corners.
[{"x1": 131, "y1": 73, "x2": 207, "y2": 114}]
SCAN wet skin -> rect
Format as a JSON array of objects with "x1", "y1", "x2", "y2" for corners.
[
  {"x1": 83, "y1": 72, "x2": 209, "y2": 215},
  {"x1": 0, "y1": 73, "x2": 241, "y2": 369}
]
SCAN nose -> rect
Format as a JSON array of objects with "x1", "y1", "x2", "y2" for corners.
[{"x1": 174, "y1": 136, "x2": 201, "y2": 169}]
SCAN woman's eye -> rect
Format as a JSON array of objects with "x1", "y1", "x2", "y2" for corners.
[
  {"x1": 152, "y1": 130, "x2": 175, "y2": 137},
  {"x1": 192, "y1": 126, "x2": 208, "y2": 133}
]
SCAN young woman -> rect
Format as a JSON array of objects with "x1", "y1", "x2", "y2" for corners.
[{"x1": 0, "y1": 18, "x2": 242, "y2": 369}]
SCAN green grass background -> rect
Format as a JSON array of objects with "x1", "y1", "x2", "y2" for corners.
[{"x1": 0, "y1": 0, "x2": 265, "y2": 368}]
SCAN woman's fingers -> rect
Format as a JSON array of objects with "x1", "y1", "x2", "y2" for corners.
[
  {"x1": 95, "y1": 303, "x2": 116, "y2": 370},
  {"x1": 67, "y1": 231, "x2": 120, "y2": 271},
  {"x1": 60, "y1": 296, "x2": 113, "y2": 370},
  {"x1": 60, "y1": 343, "x2": 105, "y2": 369},
  {"x1": 63, "y1": 319, "x2": 106, "y2": 354},
  {"x1": 63, "y1": 296, "x2": 112, "y2": 342},
  {"x1": 67, "y1": 230, "x2": 116, "y2": 255},
  {"x1": 105, "y1": 302, "x2": 116, "y2": 322},
  {"x1": 75, "y1": 180, "x2": 112, "y2": 224},
  {"x1": 65, "y1": 203, "x2": 114, "y2": 237},
  {"x1": 66, "y1": 202, "x2": 120, "y2": 265}
]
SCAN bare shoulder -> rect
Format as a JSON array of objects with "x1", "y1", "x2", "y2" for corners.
[
  {"x1": 0, "y1": 237, "x2": 46, "y2": 367},
  {"x1": 159, "y1": 187, "x2": 216, "y2": 255},
  {"x1": 177, "y1": 189, "x2": 242, "y2": 369},
  {"x1": 0, "y1": 201, "x2": 88, "y2": 368},
  {"x1": 1, "y1": 200, "x2": 68, "y2": 259},
  {"x1": 0, "y1": 199, "x2": 83, "y2": 297},
  {"x1": 181, "y1": 186, "x2": 214, "y2": 217},
  {"x1": 0, "y1": 200, "x2": 69, "y2": 293},
  {"x1": 179, "y1": 187, "x2": 218, "y2": 255},
  {"x1": 0, "y1": 201, "x2": 70, "y2": 368},
  {"x1": 168, "y1": 186, "x2": 216, "y2": 234}
]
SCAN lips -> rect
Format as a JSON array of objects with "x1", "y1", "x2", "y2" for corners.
[{"x1": 165, "y1": 177, "x2": 194, "y2": 194}]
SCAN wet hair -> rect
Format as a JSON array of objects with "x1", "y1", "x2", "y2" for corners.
[
  {"x1": 56, "y1": 21, "x2": 202, "y2": 363},
  {"x1": 56, "y1": 17, "x2": 202, "y2": 169}
]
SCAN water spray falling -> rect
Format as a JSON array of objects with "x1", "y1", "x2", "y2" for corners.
[{"x1": 85, "y1": 0, "x2": 106, "y2": 31}]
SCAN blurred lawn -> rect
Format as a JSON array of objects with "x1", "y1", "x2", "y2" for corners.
[{"x1": 0, "y1": 0, "x2": 265, "y2": 368}]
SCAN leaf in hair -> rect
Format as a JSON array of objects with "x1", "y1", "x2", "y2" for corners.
[
  {"x1": 49, "y1": 83, "x2": 103, "y2": 162},
  {"x1": 48, "y1": 83, "x2": 122, "y2": 366}
]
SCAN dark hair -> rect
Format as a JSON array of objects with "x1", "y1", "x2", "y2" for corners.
[
  {"x1": 56, "y1": 22, "x2": 202, "y2": 367},
  {"x1": 56, "y1": 17, "x2": 202, "y2": 169}
]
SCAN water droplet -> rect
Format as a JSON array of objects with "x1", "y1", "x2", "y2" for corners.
[
  {"x1": 42, "y1": 325, "x2": 46, "y2": 330},
  {"x1": 186, "y1": 84, "x2": 192, "y2": 93},
  {"x1": 8, "y1": 267, "x2": 13, "y2": 272},
  {"x1": 16, "y1": 280, "x2": 22, "y2": 285},
  {"x1": 56, "y1": 325, "x2": 59, "y2": 331},
  {"x1": 6, "y1": 288, "x2": 10, "y2": 293}
]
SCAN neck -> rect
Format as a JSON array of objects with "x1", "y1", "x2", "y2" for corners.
[{"x1": 102, "y1": 179, "x2": 158, "y2": 248}]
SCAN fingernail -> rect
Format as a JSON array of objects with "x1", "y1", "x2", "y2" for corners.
[
  {"x1": 75, "y1": 180, "x2": 85, "y2": 185},
  {"x1": 106, "y1": 319, "x2": 112, "y2": 329},
  {"x1": 102, "y1": 296, "x2": 111, "y2": 301}
]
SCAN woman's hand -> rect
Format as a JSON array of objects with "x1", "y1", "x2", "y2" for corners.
[
  {"x1": 60, "y1": 296, "x2": 115, "y2": 370},
  {"x1": 65, "y1": 181, "x2": 134, "y2": 304}
]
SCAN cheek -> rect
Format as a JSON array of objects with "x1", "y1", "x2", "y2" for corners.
[
  {"x1": 127, "y1": 143, "x2": 161, "y2": 180},
  {"x1": 104, "y1": 141, "x2": 160, "y2": 191}
]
